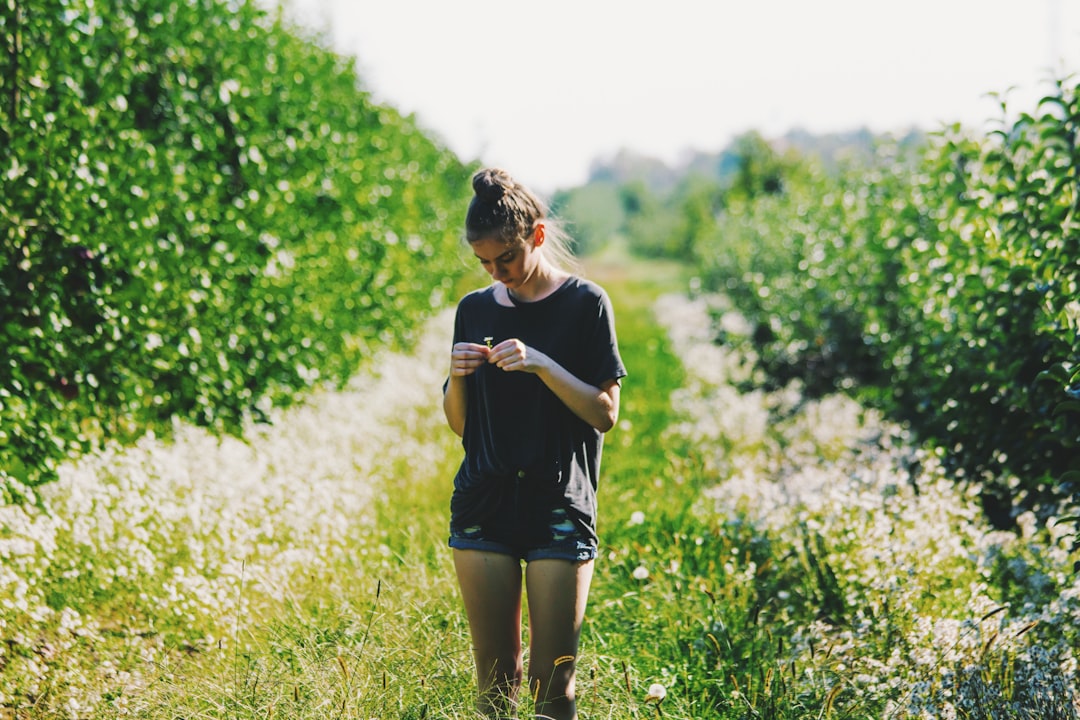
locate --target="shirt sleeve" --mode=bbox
[582,286,627,388]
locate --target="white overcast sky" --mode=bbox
[271,0,1080,193]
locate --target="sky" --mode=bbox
[271,0,1080,193]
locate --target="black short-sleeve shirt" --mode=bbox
[448,276,626,543]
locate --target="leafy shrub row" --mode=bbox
[1,0,472,499]
[692,82,1080,527]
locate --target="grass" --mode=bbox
[2,246,1079,718]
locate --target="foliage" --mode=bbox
[633,292,1079,718]
[0,0,472,500]
[0,310,474,716]
[550,179,624,256]
[688,81,1080,528]
[3,270,1077,718]
[558,132,809,262]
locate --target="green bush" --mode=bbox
[0,0,471,500]
[692,80,1080,528]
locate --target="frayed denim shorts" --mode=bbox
[448,475,597,563]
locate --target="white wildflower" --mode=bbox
[218,78,240,103]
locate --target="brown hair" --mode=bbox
[465,168,580,273]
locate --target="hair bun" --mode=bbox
[472,168,514,203]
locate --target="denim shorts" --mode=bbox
[448,476,598,563]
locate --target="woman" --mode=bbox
[443,168,626,719]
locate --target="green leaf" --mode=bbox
[1053,400,1080,416]
[1034,366,1070,386]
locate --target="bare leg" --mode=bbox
[454,549,525,718]
[525,559,594,720]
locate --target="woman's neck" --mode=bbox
[505,265,569,304]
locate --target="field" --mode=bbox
[4,2,1079,716]
[3,249,1077,719]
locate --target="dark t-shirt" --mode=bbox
[448,276,627,542]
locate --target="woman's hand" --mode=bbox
[450,342,491,376]
[487,339,548,374]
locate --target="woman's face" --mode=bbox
[470,234,541,291]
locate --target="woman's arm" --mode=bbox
[443,374,468,437]
[487,339,620,432]
[443,341,490,437]
[539,364,621,433]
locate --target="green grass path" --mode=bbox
[586,246,692,508]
